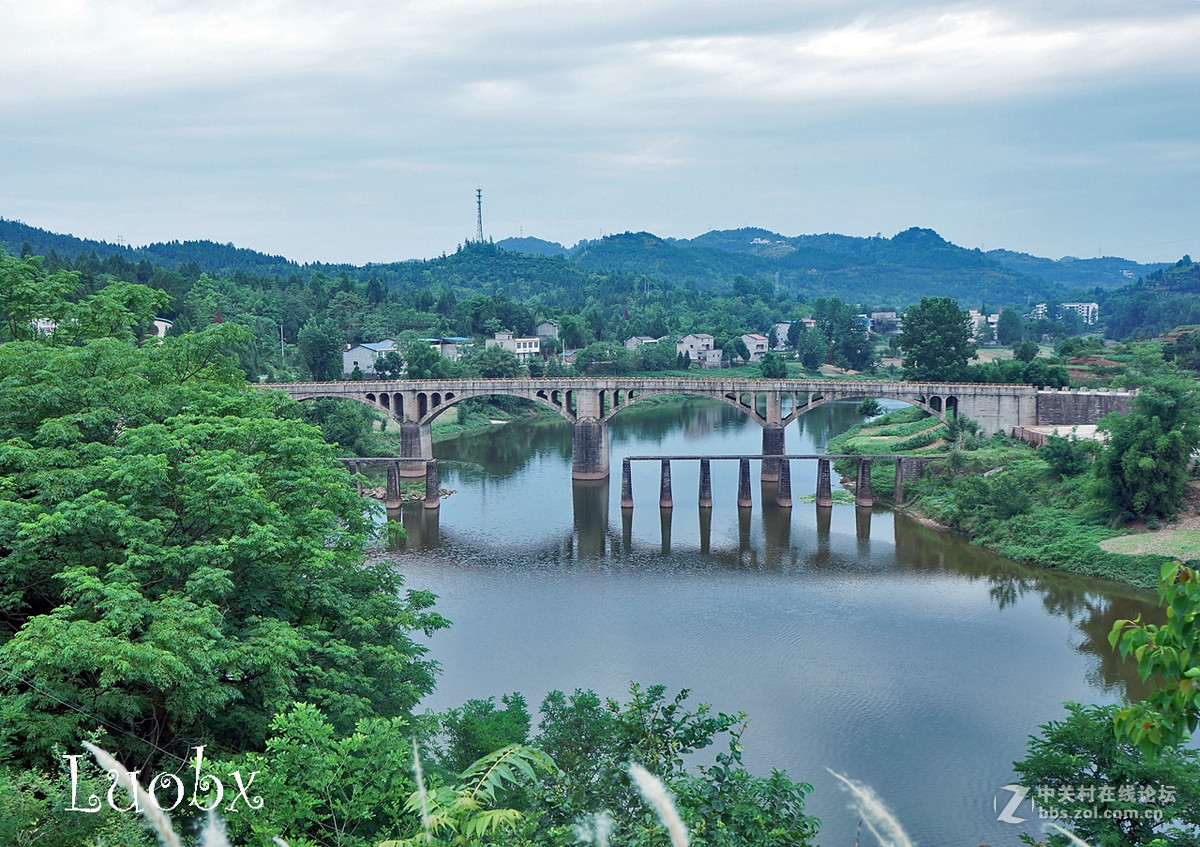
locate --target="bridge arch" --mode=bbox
[416,387,575,427]
[793,388,953,427]
[289,388,404,422]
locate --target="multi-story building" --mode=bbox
[487,331,541,361]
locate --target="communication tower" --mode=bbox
[475,189,484,243]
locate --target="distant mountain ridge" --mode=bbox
[1,216,1174,307]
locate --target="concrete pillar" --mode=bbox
[761,423,785,482]
[424,460,440,509]
[386,460,402,508]
[775,458,792,508]
[399,421,431,477]
[699,507,712,555]
[816,458,833,508]
[737,458,753,509]
[572,419,610,480]
[855,457,873,507]
[659,459,673,509]
[698,458,713,509]
[348,460,363,496]
[660,508,672,556]
[620,457,634,509]
[894,458,905,503]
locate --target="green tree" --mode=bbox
[375,350,406,379]
[438,694,532,776]
[1109,562,1200,754]
[0,284,447,773]
[471,345,526,378]
[786,320,802,350]
[727,335,751,364]
[897,297,976,381]
[388,745,554,847]
[523,684,819,846]
[299,316,343,380]
[572,341,631,375]
[760,351,787,378]
[405,341,457,379]
[1014,340,1039,362]
[1093,373,1200,518]
[856,397,884,417]
[798,326,826,371]
[215,703,421,847]
[996,307,1024,345]
[1013,701,1200,847]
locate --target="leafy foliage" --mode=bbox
[215,703,423,847]
[386,745,554,847]
[1093,373,1200,518]
[897,296,976,381]
[759,351,787,379]
[520,683,819,846]
[1014,702,1200,847]
[0,276,447,774]
[1109,562,1200,755]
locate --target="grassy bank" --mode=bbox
[828,407,1172,588]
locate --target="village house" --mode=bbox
[342,339,398,377]
[487,330,541,361]
[624,335,659,351]
[740,333,770,362]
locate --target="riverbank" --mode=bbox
[828,407,1173,589]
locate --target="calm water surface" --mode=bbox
[379,399,1157,847]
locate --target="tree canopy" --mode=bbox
[0,266,446,774]
[897,296,976,381]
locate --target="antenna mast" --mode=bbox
[475,188,484,243]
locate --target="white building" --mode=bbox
[343,339,398,377]
[624,335,659,351]
[487,331,541,361]
[741,333,770,362]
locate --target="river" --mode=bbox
[377,398,1158,847]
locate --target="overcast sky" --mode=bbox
[3,0,1197,265]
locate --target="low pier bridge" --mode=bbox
[264,377,1133,480]
[621,454,929,511]
[338,457,441,509]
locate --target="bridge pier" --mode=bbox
[620,458,634,508]
[659,459,673,509]
[816,458,833,508]
[399,421,432,477]
[855,457,873,507]
[424,460,440,509]
[894,458,905,503]
[737,458,753,509]
[775,459,792,508]
[761,423,785,482]
[572,419,610,480]
[386,461,402,508]
[698,458,713,509]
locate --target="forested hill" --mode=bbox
[558,227,1062,305]
[0,217,316,278]
[1101,257,1200,339]
[1,215,1171,308]
[985,248,1167,291]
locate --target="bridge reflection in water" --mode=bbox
[388,457,904,560]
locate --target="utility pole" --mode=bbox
[475,188,484,243]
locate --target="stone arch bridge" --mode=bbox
[262,377,1133,479]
